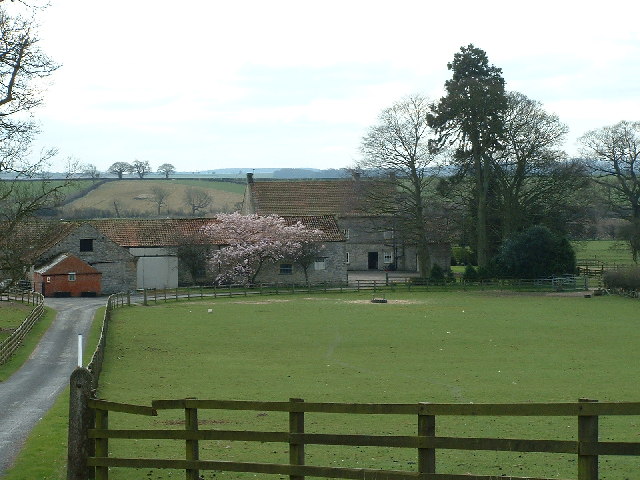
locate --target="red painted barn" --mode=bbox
[34,253,102,297]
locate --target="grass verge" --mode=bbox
[2,306,106,480]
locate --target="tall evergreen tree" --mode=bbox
[428,44,507,267]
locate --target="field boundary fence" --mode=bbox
[86,292,129,390]
[576,259,635,278]
[135,275,590,306]
[0,291,44,365]
[66,375,640,480]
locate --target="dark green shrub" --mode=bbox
[463,265,479,281]
[452,245,475,265]
[477,265,493,280]
[603,267,640,290]
[429,263,445,283]
[494,226,577,278]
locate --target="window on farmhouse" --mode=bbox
[345,252,350,264]
[279,264,293,275]
[383,252,393,264]
[314,258,326,270]
[68,272,76,282]
[79,239,94,252]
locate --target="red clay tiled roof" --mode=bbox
[247,180,381,216]
[89,216,344,246]
[89,218,222,247]
[7,217,344,259]
[35,253,101,275]
[282,216,344,242]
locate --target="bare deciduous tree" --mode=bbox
[184,187,212,216]
[0,6,69,290]
[157,163,176,179]
[579,121,640,261]
[149,185,170,215]
[131,159,151,179]
[358,94,443,276]
[82,163,101,183]
[107,161,131,179]
[492,92,588,238]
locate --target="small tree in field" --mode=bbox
[107,162,131,179]
[157,163,176,179]
[202,213,324,285]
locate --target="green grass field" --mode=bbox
[572,240,636,266]
[89,291,639,480]
[61,179,244,217]
[0,305,55,381]
[170,178,246,194]
[0,301,31,342]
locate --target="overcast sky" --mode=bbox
[15,0,640,172]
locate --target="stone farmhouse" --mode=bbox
[26,216,345,296]
[242,174,451,274]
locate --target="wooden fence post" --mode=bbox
[578,398,599,480]
[185,399,200,480]
[418,403,436,475]
[289,398,305,480]
[143,289,148,306]
[95,409,109,480]
[67,368,94,480]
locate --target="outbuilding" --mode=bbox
[33,253,102,297]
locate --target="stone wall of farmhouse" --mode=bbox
[337,216,450,272]
[428,243,452,271]
[39,224,137,294]
[254,242,347,285]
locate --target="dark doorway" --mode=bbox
[368,252,379,270]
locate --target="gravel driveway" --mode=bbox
[0,296,105,475]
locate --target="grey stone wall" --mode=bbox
[254,242,347,285]
[37,223,137,294]
[337,216,451,273]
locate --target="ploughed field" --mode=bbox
[97,291,639,479]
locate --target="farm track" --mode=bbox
[0,297,103,476]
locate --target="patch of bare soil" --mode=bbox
[344,299,426,305]
[230,299,291,305]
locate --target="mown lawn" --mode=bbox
[92,291,639,480]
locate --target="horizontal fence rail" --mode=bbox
[134,275,592,306]
[66,384,640,480]
[0,292,44,365]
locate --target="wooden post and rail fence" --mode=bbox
[68,369,640,480]
[0,291,44,365]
